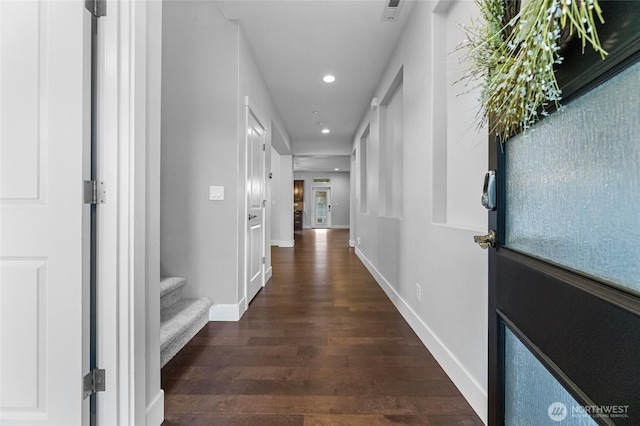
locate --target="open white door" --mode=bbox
[0,1,90,425]
[245,108,265,306]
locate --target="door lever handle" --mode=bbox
[474,230,496,249]
[248,214,257,221]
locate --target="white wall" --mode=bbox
[352,0,488,422]
[279,156,294,246]
[161,1,290,313]
[269,149,295,247]
[161,0,239,304]
[270,147,281,245]
[349,153,357,246]
[293,171,350,229]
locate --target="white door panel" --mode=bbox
[246,110,265,305]
[0,1,89,424]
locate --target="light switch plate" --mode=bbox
[209,186,224,201]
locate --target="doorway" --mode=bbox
[311,187,331,229]
[485,4,640,424]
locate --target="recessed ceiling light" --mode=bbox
[334,168,340,171]
[312,111,319,114]
[321,129,330,134]
[322,75,336,83]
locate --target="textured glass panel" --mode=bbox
[315,190,327,224]
[506,61,640,293]
[505,328,597,426]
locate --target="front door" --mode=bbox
[484,3,640,425]
[312,187,331,228]
[0,1,90,424]
[246,109,265,305]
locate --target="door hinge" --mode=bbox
[84,180,106,205]
[263,199,267,207]
[85,0,106,17]
[83,368,106,399]
[263,143,266,151]
[262,256,266,264]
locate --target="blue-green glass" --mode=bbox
[505,61,640,293]
[504,328,597,426]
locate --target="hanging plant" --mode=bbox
[457,0,607,141]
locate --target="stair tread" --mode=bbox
[161,297,212,350]
[160,276,187,297]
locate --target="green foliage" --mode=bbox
[458,0,606,140]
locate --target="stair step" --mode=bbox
[160,277,187,310]
[160,297,212,366]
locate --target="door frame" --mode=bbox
[96,1,164,424]
[487,3,640,424]
[243,98,267,312]
[311,186,332,229]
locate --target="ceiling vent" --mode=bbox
[381,0,402,22]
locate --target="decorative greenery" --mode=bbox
[458,0,607,140]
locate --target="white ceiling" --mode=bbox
[217,0,415,171]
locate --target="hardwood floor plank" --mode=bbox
[162,229,482,425]
[164,394,418,415]
[163,414,304,426]
[303,414,432,425]
[426,415,486,425]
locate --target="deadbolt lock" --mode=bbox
[474,230,496,249]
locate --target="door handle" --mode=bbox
[474,230,496,249]
[248,214,257,221]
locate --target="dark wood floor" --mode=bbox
[162,229,483,425]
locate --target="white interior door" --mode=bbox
[245,110,265,305]
[0,1,89,425]
[312,187,331,228]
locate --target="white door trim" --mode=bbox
[97,1,135,423]
[97,1,163,424]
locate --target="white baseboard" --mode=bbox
[279,240,294,247]
[355,248,488,424]
[271,240,280,246]
[209,299,245,321]
[146,389,164,426]
[349,240,356,247]
[265,266,273,282]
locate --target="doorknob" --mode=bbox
[248,214,257,221]
[474,230,496,249]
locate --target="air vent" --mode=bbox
[381,0,402,21]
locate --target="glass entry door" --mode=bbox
[312,187,331,228]
[485,3,640,425]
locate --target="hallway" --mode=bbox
[162,229,483,425]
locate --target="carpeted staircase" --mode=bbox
[160,277,212,367]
